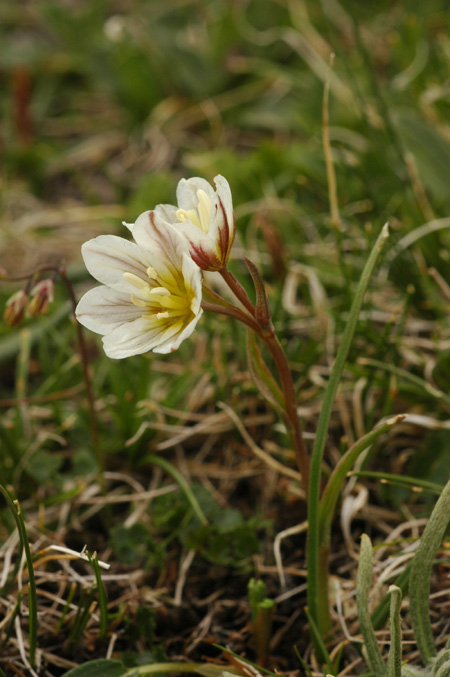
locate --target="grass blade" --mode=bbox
[86,551,109,639]
[319,415,404,542]
[307,223,390,635]
[304,607,334,674]
[144,454,208,526]
[409,475,450,663]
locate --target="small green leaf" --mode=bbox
[356,535,386,677]
[248,578,267,620]
[244,257,272,332]
[387,586,402,677]
[246,330,284,415]
[409,476,450,664]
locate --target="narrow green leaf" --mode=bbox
[86,552,109,639]
[244,257,272,332]
[409,476,450,664]
[319,415,404,546]
[371,564,410,631]
[360,358,450,407]
[294,646,314,677]
[144,454,208,526]
[432,649,450,676]
[304,607,334,674]
[356,535,386,677]
[387,586,402,677]
[246,330,284,415]
[307,223,390,636]
[350,471,443,495]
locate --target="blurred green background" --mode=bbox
[2,0,450,275]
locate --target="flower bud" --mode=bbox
[4,289,29,327]
[155,175,235,271]
[27,279,54,317]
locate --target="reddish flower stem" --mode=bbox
[262,331,310,493]
[201,300,262,334]
[214,267,310,495]
[219,268,256,317]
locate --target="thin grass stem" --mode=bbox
[0,486,38,667]
[87,552,109,639]
[144,454,208,526]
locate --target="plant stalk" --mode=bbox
[216,267,310,494]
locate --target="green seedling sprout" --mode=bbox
[248,579,274,667]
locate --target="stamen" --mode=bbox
[177,208,202,229]
[149,286,170,296]
[123,272,148,289]
[146,266,158,279]
[196,189,212,233]
[156,311,170,319]
[130,294,147,308]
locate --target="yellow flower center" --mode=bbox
[123,268,196,324]
[176,189,212,234]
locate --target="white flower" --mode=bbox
[75,211,203,358]
[155,174,235,271]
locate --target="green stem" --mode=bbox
[307,224,390,637]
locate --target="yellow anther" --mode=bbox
[123,272,148,289]
[149,286,170,296]
[196,189,212,233]
[130,294,147,308]
[176,208,202,230]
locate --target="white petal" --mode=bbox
[214,175,234,238]
[173,221,220,269]
[75,286,141,334]
[176,177,216,213]
[102,316,169,358]
[132,211,190,271]
[81,235,155,292]
[154,204,178,223]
